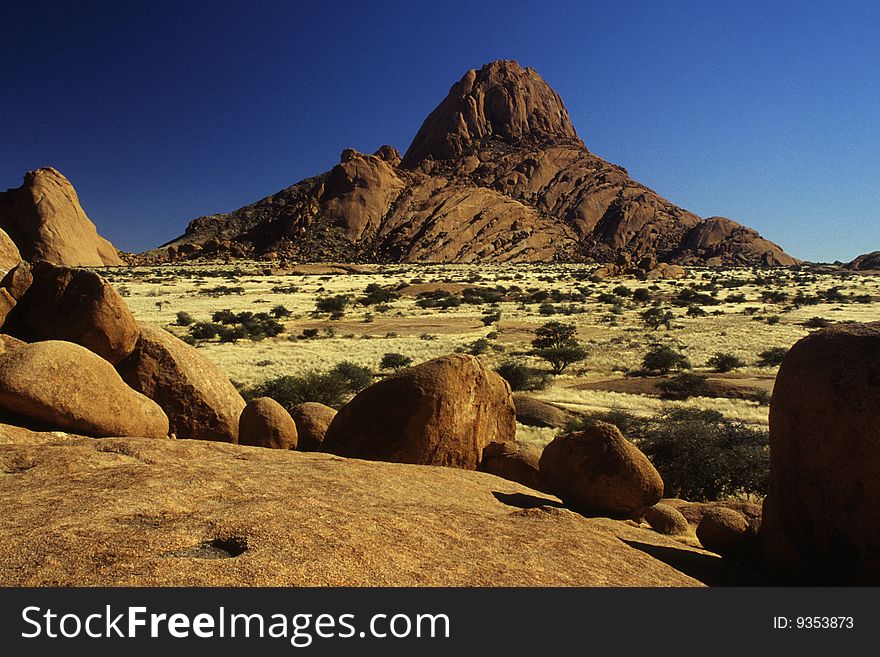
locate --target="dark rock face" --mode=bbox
[846,251,880,270]
[761,322,880,583]
[143,60,796,267]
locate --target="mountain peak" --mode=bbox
[401,60,581,168]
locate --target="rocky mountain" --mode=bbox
[0,167,124,267]
[149,60,796,266]
[846,251,880,270]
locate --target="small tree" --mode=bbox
[380,352,413,371]
[531,321,589,375]
[642,345,691,374]
[495,360,550,391]
[757,347,788,367]
[175,311,194,326]
[329,361,374,392]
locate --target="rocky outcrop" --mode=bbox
[147,61,796,267]
[761,322,880,583]
[323,354,515,469]
[116,322,246,443]
[289,402,336,452]
[0,167,124,266]
[0,341,168,438]
[238,397,297,450]
[539,422,663,519]
[846,251,880,270]
[0,261,32,301]
[0,434,764,586]
[2,262,138,364]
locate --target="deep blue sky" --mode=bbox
[2,1,878,261]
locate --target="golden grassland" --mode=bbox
[107,262,880,444]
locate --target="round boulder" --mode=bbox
[0,340,168,438]
[116,322,246,443]
[539,422,663,519]
[290,402,337,452]
[323,354,515,469]
[3,261,138,364]
[239,397,298,450]
[696,507,752,560]
[763,322,880,582]
[644,503,689,536]
[479,441,545,492]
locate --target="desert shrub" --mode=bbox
[686,305,708,317]
[761,290,788,304]
[612,285,632,298]
[642,345,691,374]
[189,322,223,340]
[657,373,709,400]
[567,407,649,437]
[329,361,374,392]
[481,310,502,326]
[271,304,291,318]
[245,371,352,409]
[316,295,349,318]
[725,293,747,303]
[633,288,652,303]
[531,321,589,375]
[469,338,491,355]
[757,347,788,367]
[300,328,320,339]
[640,306,675,330]
[635,408,769,500]
[359,283,400,306]
[707,352,745,372]
[175,311,194,326]
[380,352,413,371]
[495,360,550,391]
[803,316,832,329]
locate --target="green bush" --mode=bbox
[329,361,374,392]
[757,347,789,367]
[380,353,413,371]
[175,311,194,326]
[642,345,691,374]
[245,371,350,408]
[657,373,709,400]
[495,360,550,391]
[707,352,745,372]
[640,306,675,330]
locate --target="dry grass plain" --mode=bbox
[107,262,880,447]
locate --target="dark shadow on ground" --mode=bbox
[492,491,565,509]
[621,539,769,586]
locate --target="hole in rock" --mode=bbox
[166,536,248,559]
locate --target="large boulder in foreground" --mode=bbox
[539,422,663,519]
[512,393,571,428]
[238,397,298,450]
[116,323,246,443]
[3,261,138,364]
[290,402,336,452]
[0,340,168,438]
[323,354,515,469]
[0,167,124,266]
[761,322,880,583]
[0,435,762,585]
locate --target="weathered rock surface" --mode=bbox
[762,322,880,583]
[0,289,15,328]
[3,261,138,364]
[0,229,21,273]
[116,323,246,443]
[479,441,545,492]
[0,341,168,438]
[238,397,297,450]
[323,354,515,469]
[290,402,336,452]
[0,260,32,300]
[0,435,766,586]
[644,503,690,536]
[539,422,663,519]
[146,61,795,267]
[0,167,124,266]
[512,393,571,428]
